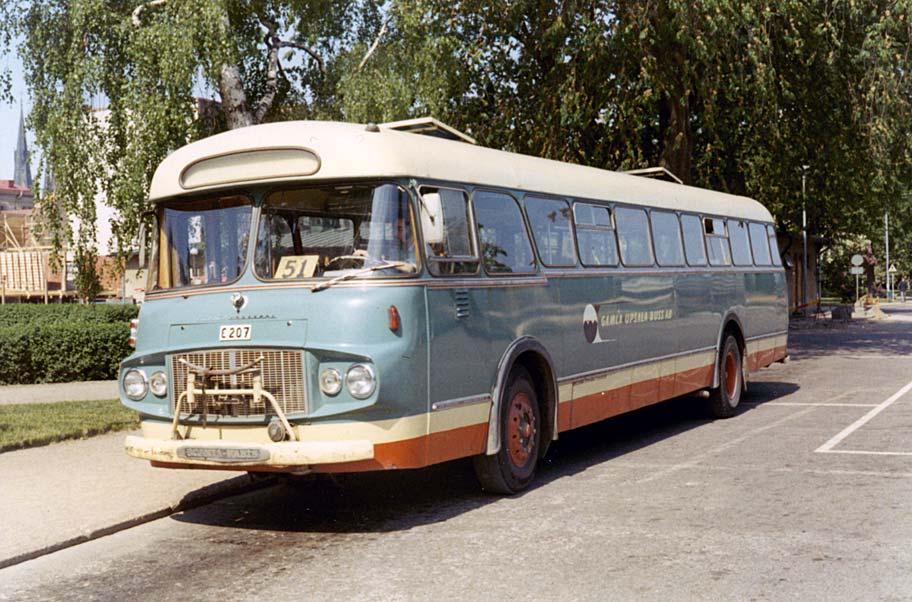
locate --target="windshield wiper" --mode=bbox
[311,261,417,292]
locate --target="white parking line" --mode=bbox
[760,402,879,408]
[816,378,912,454]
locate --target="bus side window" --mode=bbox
[728,219,753,266]
[749,222,772,265]
[767,225,782,266]
[525,196,577,267]
[474,190,536,275]
[573,202,618,267]
[422,187,478,276]
[650,210,685,267]
[680,214,707,266]
[704,217,731,266]
[615,206,654,266]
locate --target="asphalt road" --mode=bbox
[3,308,912,601]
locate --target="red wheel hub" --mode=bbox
[507,392,536,468]
[724,350,738,399]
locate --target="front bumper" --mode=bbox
[124,435,374,468]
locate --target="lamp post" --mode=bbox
[885,210,891,300]
[801,165,810,311]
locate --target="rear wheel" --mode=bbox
[708,334,743,418]
[473,367,540,494]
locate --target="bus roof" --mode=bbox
[149,120,774,222]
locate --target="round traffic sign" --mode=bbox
[851,254,864,266]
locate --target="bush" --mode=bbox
[0,305,136,384]
[0,304,138,327]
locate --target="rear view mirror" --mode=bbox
[420,192,444,244]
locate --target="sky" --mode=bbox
[0,44,34,182]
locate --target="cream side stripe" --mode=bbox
[429,401,491,434]
[565,348,716,402]
[140,401,491,447]
[143,414,428,445]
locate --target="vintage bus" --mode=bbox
[121,119,788,494]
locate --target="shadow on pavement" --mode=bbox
[171,379,798,536]
[789,311,912,359]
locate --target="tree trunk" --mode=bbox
[658,93,693,184]
[219,63,255,129]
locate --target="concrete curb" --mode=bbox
[0,473,276,570]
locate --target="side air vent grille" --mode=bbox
[454,288,470,319]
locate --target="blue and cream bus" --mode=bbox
[121,119,787,494]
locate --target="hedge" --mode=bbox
[0,304,138,327]
[0,305,136,384]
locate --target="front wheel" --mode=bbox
[473,367,540,495]
[707,334,743,418]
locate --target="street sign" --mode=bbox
[851,254,864,266]
[890,264,897,273]
[850,266,864,275]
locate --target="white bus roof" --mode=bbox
[149,120,774,222]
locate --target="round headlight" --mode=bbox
[123,369,148,401]
[149,371,168,397]
[319,368,343,396]
[346,364,376,399]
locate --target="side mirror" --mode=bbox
[782,254,794,269]
[137,220,147,268]
[420,192,444,244]
[137,211,155,269]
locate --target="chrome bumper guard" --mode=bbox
[171,355,297,442]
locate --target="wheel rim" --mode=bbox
[507,391,536,468]
[724,350,738,401]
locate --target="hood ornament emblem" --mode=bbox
[230,293,248,314]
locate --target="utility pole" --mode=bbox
[802,165,809,311]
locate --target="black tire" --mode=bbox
[708,334,743,418]
[472,366,541,495]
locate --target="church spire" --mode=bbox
[13,105,32,190]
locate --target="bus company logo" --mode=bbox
[583,304,602,344]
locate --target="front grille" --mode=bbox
[170,349,307,417]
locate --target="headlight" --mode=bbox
[319,368,343,396]
[123,369,148,401]
[346,364,376,399]
[149,371,168,397]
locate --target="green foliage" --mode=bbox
[0,303,138,327]
[0,399,139,453]
[72,248,102,303]
[3,0,912,265]
[0,305,136,384]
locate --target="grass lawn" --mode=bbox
[0,399,139,453]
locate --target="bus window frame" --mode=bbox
[703,215,732,267]
[419,184,481,275]
[524,194,579,268]
[252,181,423,283]
[727,218,754,267]
[572,200,620,268]
[767,224,783,266]
[472,187,539,277]
[154,193,255,292]
[748,221,773,266]
[614,204,656,268]
[648,209,686,268]
[680,212,709,267]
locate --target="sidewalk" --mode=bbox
[0,383,261,569]
[0,380,119,405]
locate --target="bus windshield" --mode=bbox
[152,195,252,291]
[254,183,417,281]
